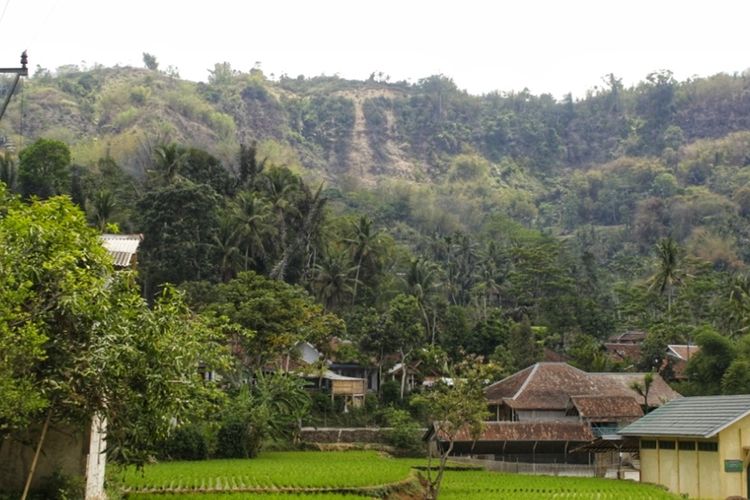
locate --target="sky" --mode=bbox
[0,0,748,99]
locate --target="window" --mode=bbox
[698,442,718,452]
[658,440,676,450]
[641,440,657,449]
[678,441,696,451]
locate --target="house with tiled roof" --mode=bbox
[620,394,750,499]
[665,343,700,380]
[432,362,680,464]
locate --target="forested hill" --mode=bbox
[6,64,750,255]
[5,62,750,395]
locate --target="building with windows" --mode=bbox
[619,394,750,499]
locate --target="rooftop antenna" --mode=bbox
[0,51,29,122]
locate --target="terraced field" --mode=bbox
[115,451,679,499]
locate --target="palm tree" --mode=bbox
[92,189,116,231]
[313,247,357,310]
[261,168,301,281]
[346,216,382,305]
[0,152,17,191]
[233,191,274,270]
[212,215,243,282]
[648,236,683,315]
[405,257,441,343]
[151,142,187,185]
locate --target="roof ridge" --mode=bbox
[512,362,540,400]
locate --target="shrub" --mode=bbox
[163,424,208,461]
[380,380,401,406]
[383,408,423,455]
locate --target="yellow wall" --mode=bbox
[640,449,658,485]
[717,417,750,499]
[677,447,697,496]
[638,411,750,499]
[698,450,720,499]
[658,448,679,493]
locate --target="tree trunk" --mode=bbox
[21,410,52,500]
[400,350,408,400]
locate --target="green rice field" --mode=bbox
[114,451,679,499]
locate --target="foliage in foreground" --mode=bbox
[0,186,228,467]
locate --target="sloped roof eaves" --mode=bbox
[590,373,681,408]
[619,394,750,438]
[485,365,535,402]
[445,422,594,443]
[666,344,700,361]
[571,396,644,419]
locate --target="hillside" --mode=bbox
[4,65,750,264]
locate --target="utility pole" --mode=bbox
[0,51,28,122]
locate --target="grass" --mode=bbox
[114,451,679,499]
[112,451,416,491]
[438,470,679,499]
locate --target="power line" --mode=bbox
[0,0,12,30]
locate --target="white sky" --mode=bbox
[0,0,748,98]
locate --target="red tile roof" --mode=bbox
[569,395,644,419]
[485,362,680,411]
[604,343,642,363]
[666,344,700,361]
[446,421,594,443]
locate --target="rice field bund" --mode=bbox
[112,450,679,499]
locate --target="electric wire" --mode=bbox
[0,0,12,31]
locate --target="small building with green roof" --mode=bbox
[619,394,750,499]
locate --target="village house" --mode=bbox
[432,362,680,465]
[619,394,750,499]
[665,343,700,381]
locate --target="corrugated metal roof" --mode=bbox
[100,234,142,267]
[619,394,750,438]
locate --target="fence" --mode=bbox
[448,456,633,478]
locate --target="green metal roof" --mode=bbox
[619,395,750,438]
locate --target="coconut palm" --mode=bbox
[345,215,382,304]
[151,142,187,185]
[648,236,683,315]
[405,257,441,343]
[233,191,275,270]
[212,215,243,282]
[92,189,116,231]
[313,247,358,310]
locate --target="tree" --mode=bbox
[648,236,684,315]
[137,181,222,293]
[313,246,357,310]
[0,152,17,191]
[150,142,188,185]
[346,215,382,304]
[414,361,490,500]
[0,188,226,490]
[190,271,344,371]
[142,52,159,71]
[629,372,655,412]
[686,327,736,395]
[18,138,71,199]
[384,294,425,399]
[232,191,275,271]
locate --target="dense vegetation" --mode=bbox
[5,61,750,486]
[6,61,750,392]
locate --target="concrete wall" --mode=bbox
[0,422,86,493]
[638,437,722,499]
[718,416,750,499]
